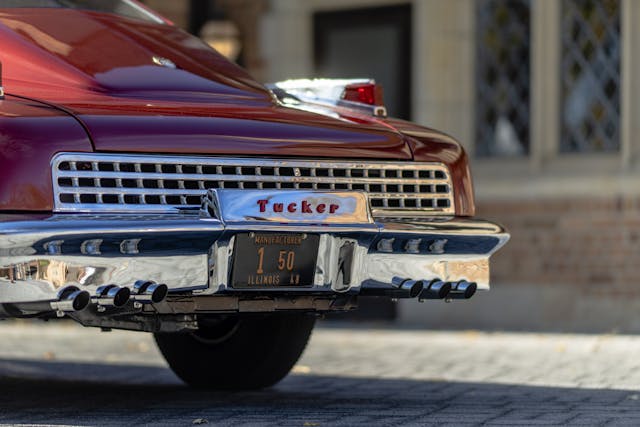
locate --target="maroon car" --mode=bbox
[0,0,508,389]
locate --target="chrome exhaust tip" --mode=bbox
[391,277,424,298]
[132,280,168,304]
[418,279,452,300]
[448,280,477,299]
[360,278,424,298]
[50,286,91,312]
[95,284,131,308]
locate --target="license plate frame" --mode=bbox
[230,233,320,289]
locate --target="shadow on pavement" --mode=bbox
[1,358,639,426]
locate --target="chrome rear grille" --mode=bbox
[52,154,455,216]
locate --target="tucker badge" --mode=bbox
[206,189,372,224]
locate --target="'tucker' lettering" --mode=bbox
[257,199,339,215]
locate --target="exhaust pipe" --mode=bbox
[418,279,452,300]
[50,286,91,312]
[94,284,131,308]
[132,280,168,304]
[360,277,424,298]
[447,280,477,299]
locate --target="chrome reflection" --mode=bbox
[50,286,91,312]
[132,280,168,304]
[448,280,478,299]
[120,239,141,255]
[418,279,452,300]
[43,240,63,255]
[94,284,131,308]
[363,255,491,290]
[404,238,422,254]
[360,277,424,298]
[204,189,373,224]
[377,238,394,253]
[80,239,102,255]
[0,214,508,306]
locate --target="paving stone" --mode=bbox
[1,322,640,425]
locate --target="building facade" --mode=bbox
[146,0,640,332]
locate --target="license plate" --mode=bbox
[230,233,320,288]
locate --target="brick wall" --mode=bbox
[399,197,640,332]
[478,197,640,296]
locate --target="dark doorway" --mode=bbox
[313,5,413,120]
[189,0,225,35]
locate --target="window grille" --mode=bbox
[475,0,531,157]
[560,0,621,153]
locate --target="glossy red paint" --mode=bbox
[0,96,93,211]
[70,104,414,160]
[385,117,476,216]
[0,8,269,104]
[0,6,475,216]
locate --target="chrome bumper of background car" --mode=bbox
[0,214,508,309]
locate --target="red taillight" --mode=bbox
[342,83,384,106]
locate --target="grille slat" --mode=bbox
[57,170,448,185]
[53,154,455,216]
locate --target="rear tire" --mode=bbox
[154,313,315,390]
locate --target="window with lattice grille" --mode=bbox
[561,0,621,153]
[475,0,531,157]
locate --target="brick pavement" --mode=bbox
[0,321,639,425]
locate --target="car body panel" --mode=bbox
[0,8,269,103]
[386,117,476,216]
[0,4,508,328]
[0,7,474,213]
[0,95,93,211]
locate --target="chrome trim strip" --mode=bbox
[51,153,455,215]
[55,170,449,186]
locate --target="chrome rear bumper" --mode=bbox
[0,213,508,309]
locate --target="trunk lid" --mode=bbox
[0,8,411,159]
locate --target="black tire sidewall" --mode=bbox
[154,313,315,390]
